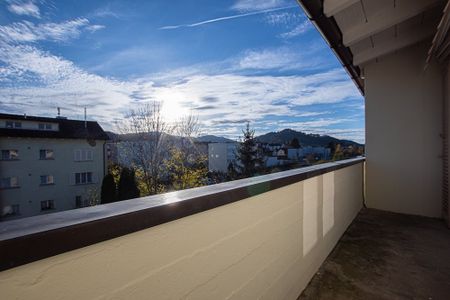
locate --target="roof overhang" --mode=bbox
[298,0,447,95]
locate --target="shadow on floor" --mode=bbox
[299,208,450,300]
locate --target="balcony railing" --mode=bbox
[0,157,365,299]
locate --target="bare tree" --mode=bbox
[118,101,174,195]
[166,113,207,190]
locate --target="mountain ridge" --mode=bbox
[255,129,363,147]
[105,129,363,147]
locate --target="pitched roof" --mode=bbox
[0,113,109,140]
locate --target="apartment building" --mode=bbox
[208,142,238,172]
[0,113,109,219]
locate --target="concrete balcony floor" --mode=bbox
[299,208,450,300]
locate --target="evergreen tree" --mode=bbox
[227,162,238,180]
[236,122,263,178]
[100,173,117,204]
[290,137,300,148]
[118,167,140,201]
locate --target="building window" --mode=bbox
[1,149,19,160]
[75,172,93,184]
[5,121,21,129]
[38,123,53,130]
[40,175,54,185]
[0,177,19,189]
[39,149,54,160]
[74,149,94,161]
[40,200,55,211]
[2,204,20,217]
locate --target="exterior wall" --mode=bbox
[444,61,450,224]
[0,118,59,131]
[0,163,363,300]
[208,143,237,172]
[0,137,105,219]
[365,41,443,217]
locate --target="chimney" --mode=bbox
[84,107,87,129]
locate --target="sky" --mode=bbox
[0,0,365,143]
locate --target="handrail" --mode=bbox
[0,157,365,271]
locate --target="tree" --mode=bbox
[86,187,101,207]
[227,162,238,180]
[332,143,344,161]
[101,173,117,204]
[290,137,300,148]
[118,101,173,195]
[165,113,208,190]
[118,167,140,200]
[236,122,263,178]
[166,148,207,190]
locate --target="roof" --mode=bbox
[298,0,446,95]
[0,113,109,140]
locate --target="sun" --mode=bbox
[157,90,190,122]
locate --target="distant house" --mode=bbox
[208,142,238,173]
[302,146,331,160]
[0,113,109,220]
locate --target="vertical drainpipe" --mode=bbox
[103,141,107,178]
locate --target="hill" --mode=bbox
[256,129,363,147]
[105,131,235,144]
[195,135,235,143]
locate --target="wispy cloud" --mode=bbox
[0,18,103,43]
[238,47,302,70]
[6,0,40,18]
[231,0,290,12]
[0,40,360,133]
[86,24,105,33]
[264,11,302,26]
[159,6,296,30]
[280,20,312,38]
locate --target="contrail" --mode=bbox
[159,5,297,30]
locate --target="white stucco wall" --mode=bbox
[365,41,443,217]
[0,162,363,299]
[0,137,105,218]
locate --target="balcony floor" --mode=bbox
[299,208,450,300]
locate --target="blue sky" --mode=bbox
[0,0,365,143]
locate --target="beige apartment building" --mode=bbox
[0,113,109,219]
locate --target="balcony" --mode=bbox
[2,0,450,299]
[299,208,450,299]
[0,158,365,299]
[1,156,449,299]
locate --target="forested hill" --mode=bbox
[256,129,363,147]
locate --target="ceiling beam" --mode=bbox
[353,23,436,66]
[323,0,359,17]
[343,0,442,46]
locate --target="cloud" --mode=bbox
[264,12,302,26]
[238,47,301,70]
[280,20,312,38]
[90,6,122,19]
[159,6,296,30]
[0,39,360,133]
[231,0,290,12]
[234,45,331,72]
[0,18,103,43]
[7,0,40,18]
[86,24,105,33]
